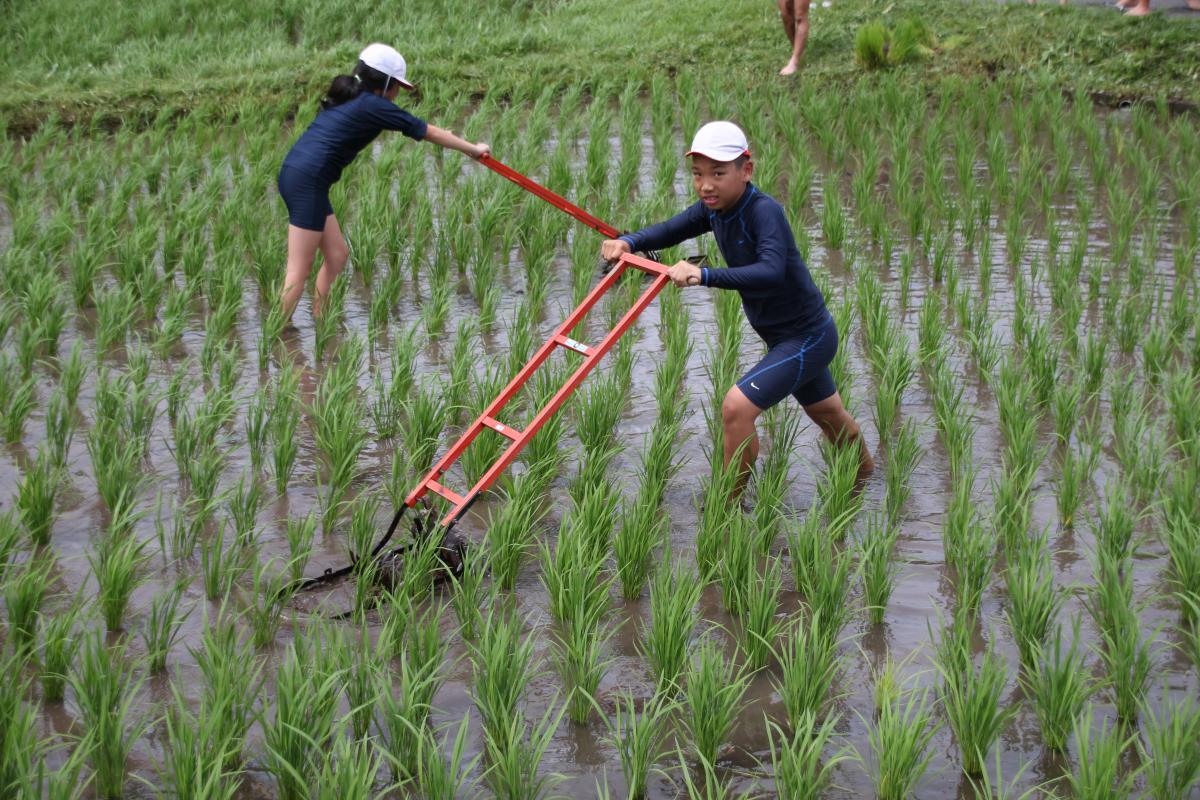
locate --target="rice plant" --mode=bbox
[934,634,1016,778]
[470,608,536,741]
[284,512,316,585]
[159,683,244,800]
[605,690,674,800]
[674,749,733,800]
[866,683,939,800]
[71,632,148,800]
[312,735,394,800]
[262,631,345,800]
[481,702,566,800]
[140,579,191,673]
[1003,531,1065,668]
[1094,482,1137,563]
[377,639,445,780]
[200,523,239,603]
[2,376,36,443]
[1066,706,1140,800]
[1054,443,1093,530]
[485,474,546,591]
[790,512,856,640]
[861,513,901,625]
[1021,618,1094,752]
[883,419,922,524]
[448,545,487,641]
[1085,552,1158,724]
[39,598,83,702]
[89,529,149,631]
[682,634,751,767]
[774,612,843,726]
[411,717,480,800]
[614,487,668,601]
[16,449,59,546]
[59,335,87,410]
[191,614,264,770]
[641,559,703,695]
[549,575,615,723]
[695,453,743,580]
[766,712,849,800]
[225,471,264,546]
[245,556,291,649]
[44,390,75,468]
[271,374,301,494]
[87,429,144,513]
[1138,690,1200,800]
[717,512,755,618]
[820,176,847,249]
[311,340,368,528]
[736,554,787,671]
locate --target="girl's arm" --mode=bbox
[424,124,490,159]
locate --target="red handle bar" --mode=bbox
[477,154,622,240]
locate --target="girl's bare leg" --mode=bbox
[1125,0,1151,13]
[281,224,324,321]
[802,391,876,479]
[780,0,811,76]
[313,214,350,317]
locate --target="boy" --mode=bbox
[601,121,873,495]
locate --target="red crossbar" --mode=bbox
[405,252,671,528]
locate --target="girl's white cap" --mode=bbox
[359,43,415,90]
[686,121,751,161]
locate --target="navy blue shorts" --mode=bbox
[277,165,334,231]
[737,318,839,410]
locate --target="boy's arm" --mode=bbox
[700,202,790,291]
[618,203,711,254]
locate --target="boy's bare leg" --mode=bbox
[313,214,350,317]
[779,0,811,76]
[722,386,764,497]
[281,224,324,321]
[802,392,876,480]
[1188,0,1200,10]
[1125,0,1151,13]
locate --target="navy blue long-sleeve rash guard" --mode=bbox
[282,92,428,184]
[619,184,831,344]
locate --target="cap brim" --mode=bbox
[397,78,416,91]
[685,148,750,161]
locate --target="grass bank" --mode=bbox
[1,0,1198,133]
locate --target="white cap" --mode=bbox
[359,43,415,90]
[686,121,751,162]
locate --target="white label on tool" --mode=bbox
[495,423,505,432]
[564,337,587,353]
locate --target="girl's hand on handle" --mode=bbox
[471,142,491,160]
[601,238,631,263]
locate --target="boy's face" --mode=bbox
[690,154,753,213]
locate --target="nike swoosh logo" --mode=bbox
[750,382,760,390]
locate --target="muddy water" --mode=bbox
[2,104,1197,799]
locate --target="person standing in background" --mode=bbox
[777,0,812,76]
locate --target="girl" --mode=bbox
[277,43,490,319]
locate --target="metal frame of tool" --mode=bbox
[405,250,670,529]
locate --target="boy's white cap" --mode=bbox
[359,43,415,90]
[686,121,751,161]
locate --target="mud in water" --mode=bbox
[1,98,1197,799]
